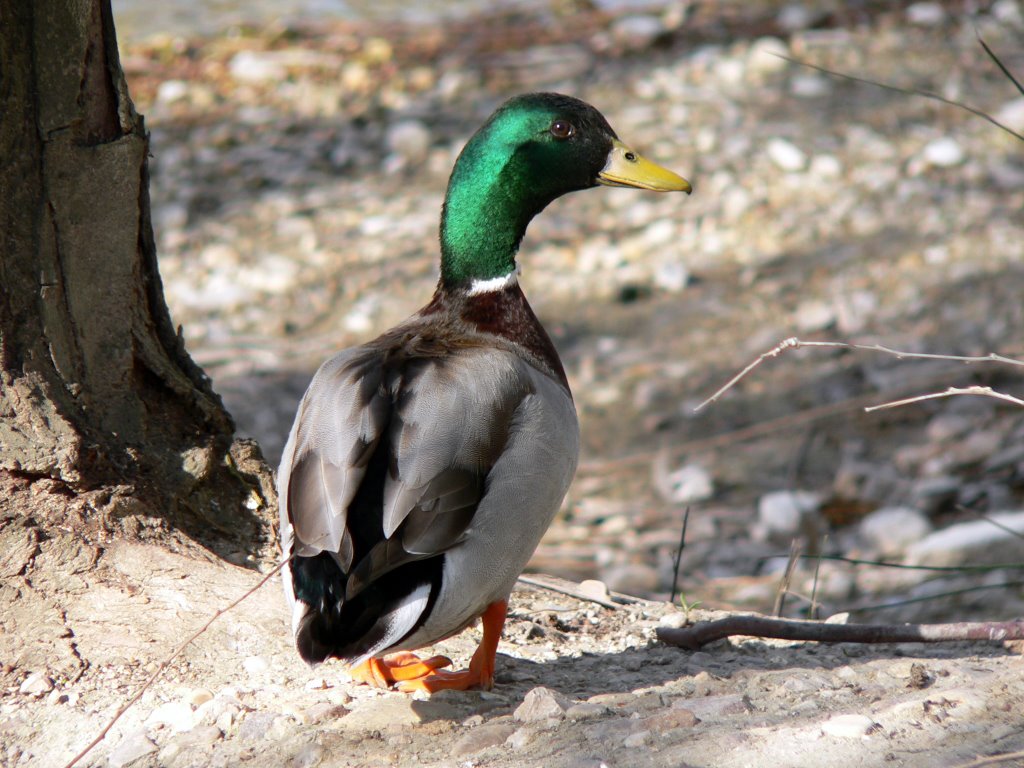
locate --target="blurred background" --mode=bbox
[114,0,1024,624]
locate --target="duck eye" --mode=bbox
[549,120,575,140]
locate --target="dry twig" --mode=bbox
[772,539,802,617]
[865,385,1024,412]
[669,506,691,605]
[696,337,1024,413]
[64,560,289,768]
[517,574,625,610]
[956,749,1024,768]
[657,615,1024,650]
[779,35,1024,143]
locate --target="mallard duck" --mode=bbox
[278,92,690,692]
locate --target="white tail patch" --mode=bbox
[348,583,431,666]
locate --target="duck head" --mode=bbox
[440,92,691,288]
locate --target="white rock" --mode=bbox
[187,688,214,709]
[777,4,826,31]
[195,696,241,728]
[578,579,611,602]
[343,295,380,334]
[229,51,287,83]
[242,656,269,675]
[720,186,752,220]
[714,56,746,88]
[19,673,53,697]
[289,742,324,768]
[108,730,157,768]
[757,490,821,536]
[995,97,1024,133]
[514,687,570,723]
[766,138,807,172]
[157,742,181,764]
[835,289,878,334]
[794,299,836,332]
[662,463,714,504]
[858,507,933,557]
[452,722,518,757]
[906,2,946,25]
[808,154,842,179]
[156,80,189,105]
[658,611,689,629]
[906,511,1024,567]
[791,74,830,98]
[921,137,965,168]
[746,37,790,78]
[822,713,879,738]
[642,219,676,247]
[992,0,1024,25]
[386,120,432,166]
[145,701,195,733]
[506,726,538,749]
[653,262,690,293]
[683,693,750,719]
[623,730,650,747]
[565,702,610,721]
[610,15,665,50]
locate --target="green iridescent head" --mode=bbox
[439,92,691,288]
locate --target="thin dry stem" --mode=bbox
[956,749,1024,768]
[865,386,1024,412]
[697,336,1024,413]
[773,539,802,617]
[64,560,289,768]
[777,52,1024,142]
[517,574,624,610]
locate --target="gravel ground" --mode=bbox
[4,2,1024,767]
[138,1,1024,619]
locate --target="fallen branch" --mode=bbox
[64,559,288,768]
[657,615,1024,650]
[957,748,1024,768]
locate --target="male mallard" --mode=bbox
[278,92,690,692]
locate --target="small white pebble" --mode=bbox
[188,688,215,707]
[921,137,964,168]
[906,2,946,25]
[766,138,807,172]
[822,714,879,738]
[658,612,690,629]
[242,656,269,675]
[624,730,651,748]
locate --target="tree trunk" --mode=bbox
[0,1,275,560]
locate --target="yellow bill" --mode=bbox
[598,138,692,193]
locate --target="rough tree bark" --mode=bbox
[0,2,275,564]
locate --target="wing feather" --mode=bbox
[281,336,545,651]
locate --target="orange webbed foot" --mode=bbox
[348,653,453,688]
[348,599,509,693]
[396,599,508,693]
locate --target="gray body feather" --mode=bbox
[278,311,579,663]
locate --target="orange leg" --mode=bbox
[348,653,453,688]
[395,599,508,694]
